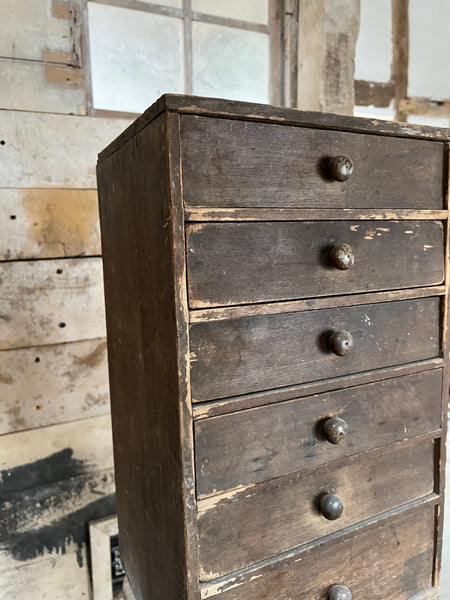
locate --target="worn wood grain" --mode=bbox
[0,188,100,260]
[195,369,442,497]
[185,207,449,222]
[0,58,86,115]
[198,436,436,580]
[200,502,436,599]
[187,220,444,308]
[98,94,450,163]
[192,358,444,419]
[180,115,444,209]
[0,258,106,350]
[98,112,199,600]
[0,338,109,435]
[190,297,440,402]
[0,110,131,188]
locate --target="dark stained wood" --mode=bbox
[187,221,444,308]
[197,436,436,580]
[98,95,450,163]
[97,113,199,600]
[190,297,440,402]
[195,369,442,497]
[180,115,444,209]
[355,79,395,107]
[200,501,436,599]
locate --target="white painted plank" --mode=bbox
[90,515,119,600]
[0,258,106,350]
[0,414,113,472]
[0,0,73,63]
[0,110,132,188]
[0,58,86,115]
[0,549,93,600]
[0,188,101,260]
[0,338,109,435]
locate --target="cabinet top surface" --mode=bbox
[97,94,450,163]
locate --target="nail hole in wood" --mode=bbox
[35,357,40,363]
[58,322,66,328]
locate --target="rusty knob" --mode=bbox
[329,244,355,270]
[328,585,352,600]
[328,330,353,356]
[324,417,349,444]
[320,493,344,520]
[328,155,354,182]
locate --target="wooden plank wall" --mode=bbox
[0,0,131,596]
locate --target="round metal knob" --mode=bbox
[324,417,349,444]
[320,493,344,520]
[328,155,354,182]
[328,584,352,600]
[329,244,355,270]
[328,330,353,356]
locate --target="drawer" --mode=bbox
[202,501,435,599]
[190,297,440,402]
[197,437,436,580]
[180,116,444,209]
[187,221,444,308]
[195,369,442,497]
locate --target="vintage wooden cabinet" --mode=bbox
[97,95,450,600]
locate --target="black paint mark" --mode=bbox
[0,450,116,567]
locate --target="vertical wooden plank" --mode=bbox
[392,0,409,122]
[184,0,193,94]
[98,111,198,600]
[269,0,282,105]
[281,0,299,108]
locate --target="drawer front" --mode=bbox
[181,116,444,209]
[190,297,440,402]
[195,369,442,497]
[202,502,435,599]
[187,221,444,308]
[197,438,435,580]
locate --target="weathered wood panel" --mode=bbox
[0,550,92,600]
[195,369,442,497]
[190,297,440,402]
[187,220,444,308]
[0,188,100,260]
[0,258,106,350]
[201,502,436,599]
[0,414,113,473]
[181,115,444,209]
[0,110,131,188]
[0,338,109,435]
[198,437,435,579]
[0,0,75,63]
[0,59,85,115]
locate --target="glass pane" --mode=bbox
[409,0,450,99]
[355,0,391,82]
[193,22,269,104]
[407,115,449,127]
[353,103,395,121]
[88,2,184,113]
[192,0,268,24]
[140,0,182,7]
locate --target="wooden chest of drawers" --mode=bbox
[97,95,450,600]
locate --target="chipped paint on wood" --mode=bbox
[0,188,101,260]
[0,338,109,434]
[0,258,106,350]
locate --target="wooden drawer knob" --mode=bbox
[328,155,354,181]
[324,417,349,444]
[328,330,353,356]
[329,244,355,270]
[320,493,344,520]
[328,585,352,600]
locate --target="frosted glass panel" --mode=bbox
[88,3,184,113]
[141,0,182,7]
[409,0,450,98]
[193,22,269,103]
[354,103,395,121]
[192,0,268,24]
[355,0,391,82]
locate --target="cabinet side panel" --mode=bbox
[97,113,190,599]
